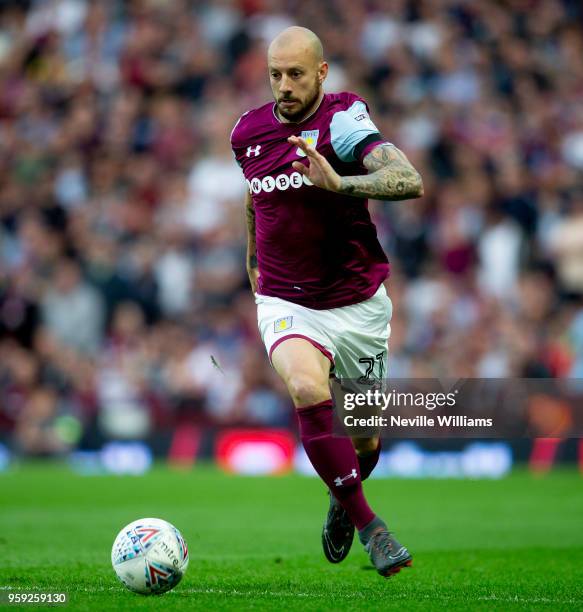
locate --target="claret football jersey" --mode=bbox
[231,91,390,310]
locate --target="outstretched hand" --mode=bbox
[288,136,342,192]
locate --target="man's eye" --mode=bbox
[292,72,301,78]
[271,73,280,79]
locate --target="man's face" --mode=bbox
[268,50,326,122]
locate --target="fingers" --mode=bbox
[292,160,309,175]
[287,136,319,158]
[287,135,304,147]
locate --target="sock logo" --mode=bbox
[334,469,357,487]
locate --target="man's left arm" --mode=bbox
[340,142,423,201]
[289,137,423,201]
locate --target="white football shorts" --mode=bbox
[255,284,392,381]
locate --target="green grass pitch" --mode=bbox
[1,464,582,611]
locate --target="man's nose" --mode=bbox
[279,75,293,94]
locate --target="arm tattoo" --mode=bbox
[245,193,258,269]
[246,196,256,236]
[338,144,424,201]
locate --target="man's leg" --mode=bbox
[272,337,411,577]
[318,435,382,563]
[318,434,382,562]
[353,436,381,480]
[272,338,376,530]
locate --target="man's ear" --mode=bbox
[319,61,329,84]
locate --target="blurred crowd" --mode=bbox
[1,0,583,456]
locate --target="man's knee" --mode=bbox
[287,373,330,408]
[271,338,332,408]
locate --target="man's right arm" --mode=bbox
[245,190,259,293]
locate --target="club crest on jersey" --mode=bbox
[296,130,319,157]
[274,316,293,333]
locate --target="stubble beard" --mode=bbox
[277,78,322,122]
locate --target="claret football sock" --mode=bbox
[357,439,381,481]
[297,400,376,530]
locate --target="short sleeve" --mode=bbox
[230,113,245,148]
[230,112,249,168]
[330,100,388,163]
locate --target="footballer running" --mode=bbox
[230,27,423,578]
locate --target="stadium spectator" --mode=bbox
[41,256,105,355]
